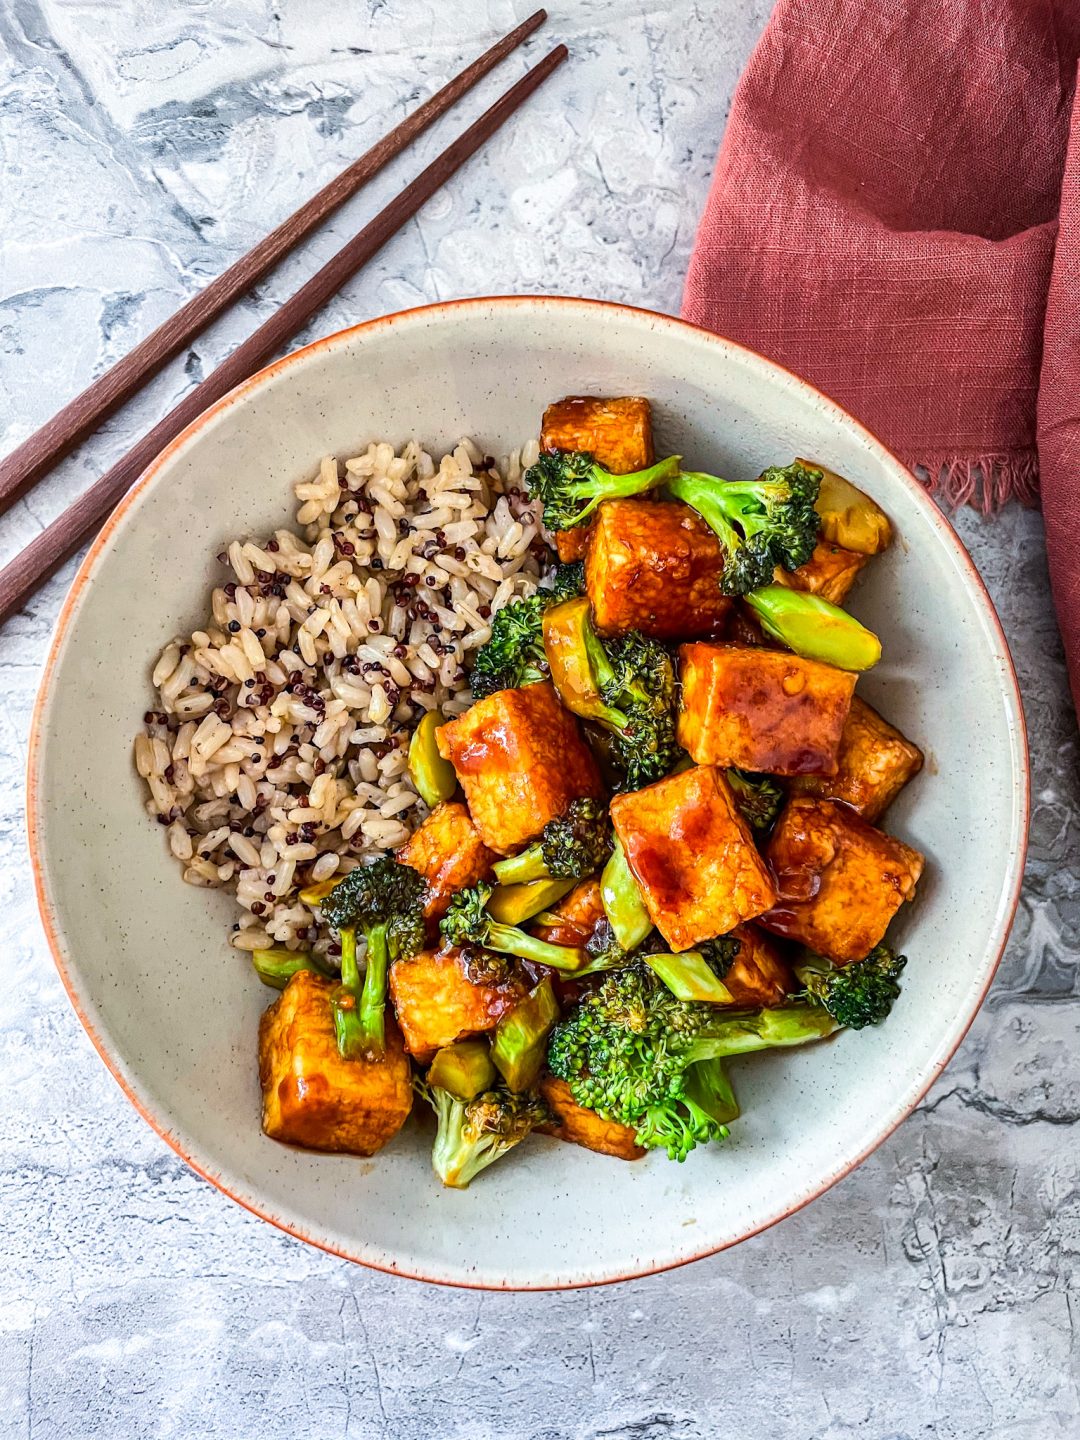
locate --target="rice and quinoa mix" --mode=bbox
[134,435,544,959]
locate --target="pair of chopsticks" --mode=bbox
[0,13,565,628]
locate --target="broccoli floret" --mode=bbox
[566,613,676,790]
[598,630,678,789]
[795,946,907,1029]
[525,450,680,532]
[698,934,740,980]
[492,797,613,887]
[725,769,784,833]
[542,598,678,791]
[470,592,553,699]
[418,1081,549,1188]
[578,919,663,976]
[321,856,425,1059]
[548,558,586,599]
[440,881,588,972]
[668,461,822,596]
[547,964,837,1160]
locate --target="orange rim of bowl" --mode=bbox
[26,295,1031,1289]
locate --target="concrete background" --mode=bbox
[1,2,1077,1436]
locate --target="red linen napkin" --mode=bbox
[682,0,1080,711]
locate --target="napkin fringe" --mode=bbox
[907,451,1041,514]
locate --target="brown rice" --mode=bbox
[135,435,543,956]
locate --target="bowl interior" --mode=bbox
[30,298,1027,1287]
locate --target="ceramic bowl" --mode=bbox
[29,297,1028,1288]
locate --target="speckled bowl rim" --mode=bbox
[27,295,1030,1289]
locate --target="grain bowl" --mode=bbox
[29,298,1028,1288]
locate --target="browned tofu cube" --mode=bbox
[789,697,924,822]
[542,395,655,563]
[724,924,794,1007]
[532,878,605,948]
[586,499,731,639]
[436,682,604,853]
[775,540,869,605]
[396,801,495,921]
[678,642,856,776]
[611,765,777,952]
[760,797,924,964]
[389,947,527,1061]
[258,971,412,1156]
[538,1075,645,1160]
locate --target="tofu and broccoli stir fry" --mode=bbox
[245,395,924,1186]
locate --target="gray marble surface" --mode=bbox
[1,2,1077,1436]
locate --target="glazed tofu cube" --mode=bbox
[436,681,604,853]
[775,540,868,605]
[610,765,777,952]
[258,971,412,1156]
[533,878,605,948]
[541,395,655,474]
[723,924,794,1007]
[789,696,924,822]
[677,642,856,776]
[555,527,591,563]
[397,801,495,921]
[760,797,924,964]
[389,947,527,1061]
[542,395,655,562]
[538,1075,645,1160]
[586,499,731,639]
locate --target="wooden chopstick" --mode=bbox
[0,44,568,630]
[0,9,548,517]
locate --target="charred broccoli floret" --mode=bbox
[469,592,552,699]
[525,450,680,532]
[668,460,822,596]
[440,881,588,972]
[697,934,741,980]
[795,946,907,1029]
[725,769,784,833]
[578,919,663,976]
[418,1080,548,1188]
[547,558,586,599]
[320,857,425,1059]
[597,630,679,789]
[547,964,837,1160]
[492,798,613,887]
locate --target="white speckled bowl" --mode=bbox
[29,298,1028,1288]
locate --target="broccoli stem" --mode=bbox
[542,597,629,733]
[744,586,881,671]
[333,922,391,1059]
[485,919,587,972]
[645,950,733,1004]
[331,927,366,1059]
[684,1059,741,1125]
[685,1004,839,1063]
[357,923,391,1055]
[561,454,681,529]
[492,844,549,887]
[667,472,742,553]
[600,838,653,950]
[251,948,319,990]
[491,978,560,1090]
